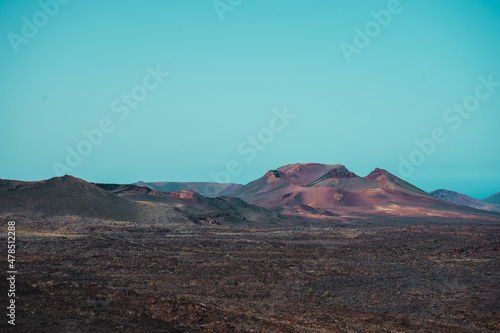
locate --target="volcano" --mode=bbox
[1,164,498,223]
[0,175,141,221]
[231,163,498,219]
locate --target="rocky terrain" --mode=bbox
[0,164,499,332]
[1,217,499,332]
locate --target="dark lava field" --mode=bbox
[1,217,499,332]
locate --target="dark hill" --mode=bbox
[0,175,140,221]
[483,191,500,204]
[135,181,243,197]
[430,189,500,213]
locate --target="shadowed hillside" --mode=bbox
[135,181,243,197]
[484,191,500,205]
[0,175,141,221]
[431,189,500,213]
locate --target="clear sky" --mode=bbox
[1,0,499,199]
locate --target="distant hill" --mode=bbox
[483,191,500,205]
[430,189,500,213]
[134,181,243,197]
[94,183,283,224]
[95,183,159,196]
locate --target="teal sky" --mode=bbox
[1,0,499,199]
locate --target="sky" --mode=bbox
[0,0,499,199]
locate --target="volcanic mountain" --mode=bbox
[134,181,243,197]
[0,175,141,221]
[483,191,500,205]
[2,164,499,224]
[231,163,498,219]
[94,183,282,224]
[430,189,500,213]
[0,176,279,227]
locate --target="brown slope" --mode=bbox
[0,175,141,221]
[232,163,500,220]
[93,180,282,224]
[0,179,42,191]
[233,163,431,204]
[112,188,283,224]
[306,167,368,191]
[273,163,349,185]
[135,181,243,197]
[231,163,343,203]
[308,167,432,197]
[363,168,431,197]
[95,183,159,196]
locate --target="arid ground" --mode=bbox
[2,216,499,332]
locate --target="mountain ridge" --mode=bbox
[230,163,498,219]
[430,189,500,213]
[483,191,500,204]
[134,181,243,197]
[1,163,499,222]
